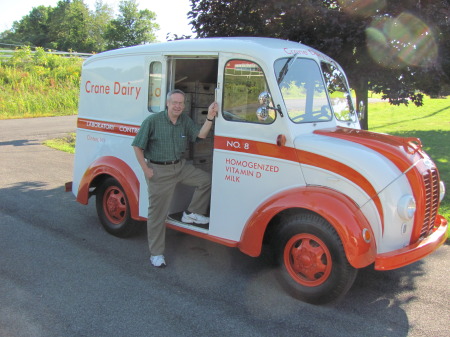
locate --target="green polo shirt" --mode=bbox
[132,110,201,162]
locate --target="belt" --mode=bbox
[149,159,180,165]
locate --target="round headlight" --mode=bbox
[397,195,416,220]
[439,181,446,202]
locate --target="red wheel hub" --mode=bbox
[284,233,332,286]
[103,186,127,224]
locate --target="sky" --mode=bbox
[0,0,194,42]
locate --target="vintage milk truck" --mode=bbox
[69,37,447,304]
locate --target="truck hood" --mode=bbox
[293,127,432,201]
[314,127,428,170]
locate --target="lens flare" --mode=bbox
[366,12,438,68]
[338,0,386,17]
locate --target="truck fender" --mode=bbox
[239,186,377,269]
[77,156,141,221]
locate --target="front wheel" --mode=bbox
[273,213,357,305]
[95,177,140,238]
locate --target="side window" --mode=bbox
[148,61,163,112]
[223,60,275,124]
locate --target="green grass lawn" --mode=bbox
[43,133,76,154]
[0,47,82,119]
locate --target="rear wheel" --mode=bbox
[273,213,357,305]
[95,177,140,238]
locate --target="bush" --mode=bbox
[0,46,83,119]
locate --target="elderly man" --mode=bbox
[132,89,218,268]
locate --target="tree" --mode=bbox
[189,0,450,129]
[104,0,159,49]
[48,0,95,52]
[0,0,113,53]
[90,0,115,52]
[3,6,52,47]
[0,0,160,53]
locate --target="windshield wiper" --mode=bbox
[277,53,299,84]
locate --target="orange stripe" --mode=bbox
[78,124,384,233]
[77,117,140,137]
[297,149,384,233]
[314,127,431,240]
[314,128,422,172]
[215,135,384,233]
[214,135,298,161]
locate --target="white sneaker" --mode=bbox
[182,212,209,225]
[150,255,166,267]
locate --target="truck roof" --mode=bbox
[85,37,332,65]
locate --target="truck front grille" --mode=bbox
[421,169,440,238]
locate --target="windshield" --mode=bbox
[275,57,331,123]
[275,57,355,123]
[320,62,355,122]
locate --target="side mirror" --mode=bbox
[256,106,269,121]
[256,91,272,121]
[257,91,284,118]
[258,91,272,106]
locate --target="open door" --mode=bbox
[164,56,219,230]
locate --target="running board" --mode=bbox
[167,212,209,233]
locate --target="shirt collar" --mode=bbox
[164,109,182,126]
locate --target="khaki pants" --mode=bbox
[146,159,211,255]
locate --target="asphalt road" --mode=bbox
[0,116,449,337]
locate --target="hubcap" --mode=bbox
[103,186,127,224]
[284,233,332,286]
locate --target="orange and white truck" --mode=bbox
[69,37,447,304]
